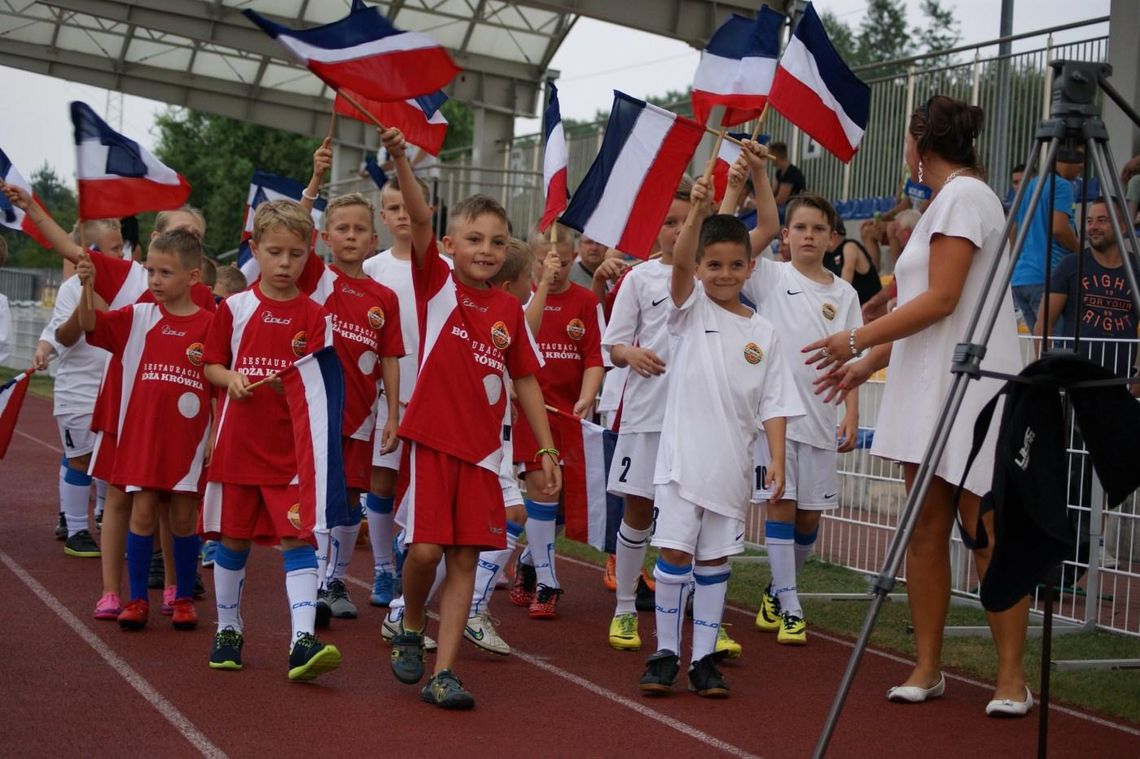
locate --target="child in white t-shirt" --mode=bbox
[639,178,800,699]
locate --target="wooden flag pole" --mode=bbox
[244,372,280,393]
[325,105,338,145]
[77,219,94,310]
[336,89,387,132]
[702,127,728,186]
[749,103,770,142]
[550,220,557,245]
[703,124,745,148]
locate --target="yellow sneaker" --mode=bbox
[755,583,781,632]
[608,612,641,651]
[777,612,807,646]
[715,624,742,660]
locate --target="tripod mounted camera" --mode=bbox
[813,60,1140,758]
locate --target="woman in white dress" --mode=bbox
[804,95,1031,716]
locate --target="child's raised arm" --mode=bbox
[300,138,332,213]
[744,141,780,254]
[671,177,710,307]
[526,250,559,335]
[0,180,83,263]
[380,127,432,264]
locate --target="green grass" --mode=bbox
[0,365,54,400]
[556,537,1140,724]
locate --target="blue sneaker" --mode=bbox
[200,540,218,568]
[371,570,396,607]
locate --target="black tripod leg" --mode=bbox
[1038,570,1055,759]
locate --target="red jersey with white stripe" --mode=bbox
[529,283,605,412]
[298,255,405,440]
[86,303,213,492]
[203,287,332,485]
[88,253,215,434]
[399,239,543,472]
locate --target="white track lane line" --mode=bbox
[340,573,761,759]
[14,427,63,454]
[0,550,229,759]
[558,554,1140,738]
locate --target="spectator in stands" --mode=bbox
[860,209,920,323]
[1010,147,1084,332]
[1123,154,1140,226]
[568,234,607,289]
[1004,163,1025,210]
[769,142,805,223]
[824,219,881,305]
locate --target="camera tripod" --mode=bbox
[813,60,1140,758]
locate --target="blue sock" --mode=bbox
[172,534,200,599]
[365,493,393,514]
[126,531,153,602]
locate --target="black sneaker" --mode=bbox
[634,573,656,612]
[390,624,426,684]
[209,627,244,670]
[55,513,67,541]
[193,573,206,599]
[148,551,165,589]
[288,632,342,682]
[421,669,475,710]
[64,529,101,558]
[639,649,681,696]
[95,511,103,531]
[688,653,730,698]
[315,588,332,629]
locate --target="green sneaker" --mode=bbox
[209,627,244,671]
[420,669,475,710]
[287,633,342,681]
[755,582,781,632]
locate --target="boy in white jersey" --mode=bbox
[742,193,861,644]
[640,179,800,698]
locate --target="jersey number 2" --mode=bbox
[618,456,632,483]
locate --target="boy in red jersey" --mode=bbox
[297,152,405,622]
[509,227,605,620]
[76,229,213,631]
[200,199,340,682]
[383,126,561,709]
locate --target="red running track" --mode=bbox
[2,395,1138,758]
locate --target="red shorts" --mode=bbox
[342,436,371,492]
[88,430,119,484]
[512,410,564,474]
[397,442,505,550]
[200,482,313,546]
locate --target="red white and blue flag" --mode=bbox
[244,0,459,102]
[0,149,52,249]
[691,8,783,128]
[280,346,350,531]
[768,3,870,163]
[0,368,32,459]
[547,408,624,552]
[711,132,759,204]
[561,92,704,259]
[363,155,389,190]
[539,81,569,232]
[71,102,191,219]
[335,88,449,156]
[236,171,327,283]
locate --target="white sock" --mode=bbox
[314,529,330,591]
[794,528,818,572]
[652,557,693,656]
[470,525,519,617]
[519,544,534,567]
[285,567,318,639]
[95,479,107,517]
[525,500,559,589]
[691,564,730,662]
[766,520,801,616]
[366,508,394,575]
[328,524,360,582]
[60,466,91,536]
[213,545,249,634]
[614,520,651,616]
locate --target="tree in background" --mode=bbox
[821,0,962,77]
[0,164,77,268]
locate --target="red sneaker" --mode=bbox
[528,584,564,620]
[509,560,537,608]
[171,597,198,631]
[603,554,617,592]
[640,566,656,592]
[118,599,149,630]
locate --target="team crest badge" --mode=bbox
[566,318,586,341]
[490,321,511,350]
[291,331,308,357]
[185,342,204,366]
[367,306,385,330]
[822,302,837,321]
[287,503,303,530]
[744,342,763,365]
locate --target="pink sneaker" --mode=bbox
[161,585,176,616]
[94,592,122,620]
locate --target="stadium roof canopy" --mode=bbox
[0,0,778,148]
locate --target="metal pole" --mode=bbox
[990,0,1015,193]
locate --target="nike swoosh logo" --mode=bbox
[735,531,745,542]
[465,626,484,640]
[824,492,838,499]
[705,330,720,334]
[651,297,668,307]
[787,289,803,295]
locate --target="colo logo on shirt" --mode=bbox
[291,331,308,357]
[186,342,204,367]
[490,321,511,350]
[566,318,586,341]
[821,302,837,321]
[744,342,764,365]
[367,306,385,330]
[287,503,303,530]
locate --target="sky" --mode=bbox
[0,0,1112,184]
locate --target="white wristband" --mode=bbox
[301,188,319,200]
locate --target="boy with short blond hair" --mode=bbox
[383,126,560,709]
[213,266,248,299]
[200,198,341,681]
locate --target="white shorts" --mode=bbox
[372,399,404,469]
[650,482,746,561]
[607,431,660,500]
[753,437,839,510]
[56,413,96,458]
